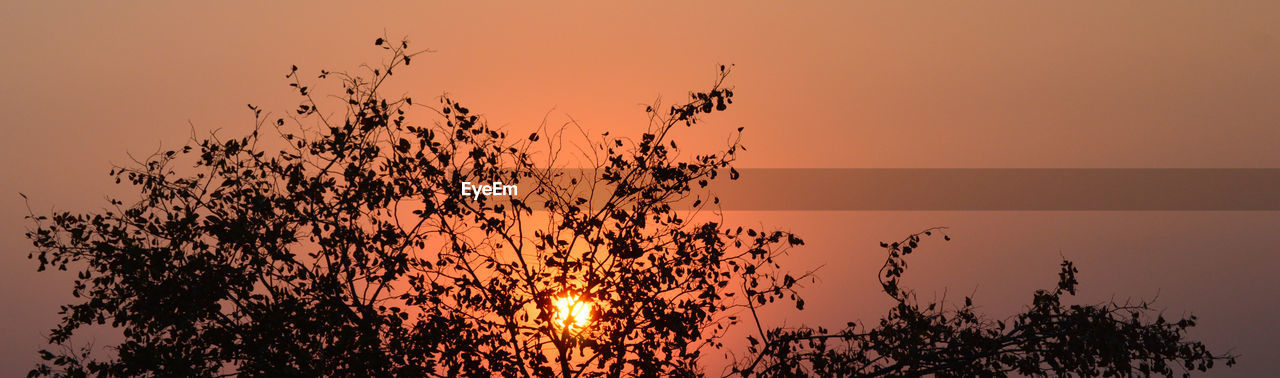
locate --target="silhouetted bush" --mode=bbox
[26,37,1232,377]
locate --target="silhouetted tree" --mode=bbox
[25,37,1232,377]
[733,229,1235,377]
[26,37,803,377]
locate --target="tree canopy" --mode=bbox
[26,38,1233,377]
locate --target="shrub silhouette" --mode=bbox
[734,229,1234,377]
[26,38,1232,377]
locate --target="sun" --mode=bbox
[551,294,593,333]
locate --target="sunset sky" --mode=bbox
[2,1,1278,375]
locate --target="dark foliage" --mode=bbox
[26,38,802,377]
[733,229,1236,377]
[25,38,1232,377]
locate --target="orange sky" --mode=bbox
[2,2,1278,375]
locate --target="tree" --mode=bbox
[733,229,1236,377]
[26,37,804,377]
[25,37,1232,377]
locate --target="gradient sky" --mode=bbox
[2,1,1278,375]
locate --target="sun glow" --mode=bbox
[551,294,593,333]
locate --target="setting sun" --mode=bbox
[551,294,593,333]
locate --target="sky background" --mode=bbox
[2,1,1278,375]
